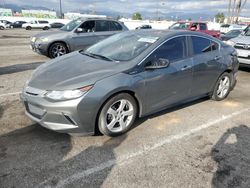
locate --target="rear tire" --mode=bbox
[43,26,49,30]
[0,26,4,30]
[211,72,232,101]
[26,26,31,30]
[98,93,137,137]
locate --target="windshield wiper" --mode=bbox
[81,51,118,62]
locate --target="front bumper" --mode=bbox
[30,41,49,56]
[235,49,250,66]
[20,86,95,135]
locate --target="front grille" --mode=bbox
[234,43,250,50]
[238,56,250,60]
[24,102,45,119]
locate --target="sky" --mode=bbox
[2,0,250,17]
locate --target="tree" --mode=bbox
[188,18,192,21]
[132,12,142,20]
[215,12,225,23]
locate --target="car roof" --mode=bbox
[77,17,120,22]
[127,29,216,40]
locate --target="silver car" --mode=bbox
[30,18,128,58]
[21,30,239,137]
[226,29,250,66]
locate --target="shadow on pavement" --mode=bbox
[212,125,250,188]
[0,62,44,75]
[0,123,126,188]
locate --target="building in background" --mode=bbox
[0,8,13,17]
[64,12,106,20]
[21,10,57,19]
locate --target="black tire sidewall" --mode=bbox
[0,26,4,30]
[98,93,137,137]
[212,72,232,101]
[26,26,31,30]
[48,42,68,58]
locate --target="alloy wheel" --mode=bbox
[105,99,134,133]
[217,75,230,98]
[51,44,67,58]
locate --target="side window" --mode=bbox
[150,36,187,63]
[80,21,95,32]
[96,20,109,32]
[191,36,211,55]
[211,41,219,51]
[199,23,207,30]
[109,21,122,31]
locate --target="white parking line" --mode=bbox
[0,91,21,98]
[48,108,249,188]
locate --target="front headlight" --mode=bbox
[45,85,93,101]
[225,40,236,46]
[36,37,49,43]
[31,37,36,42]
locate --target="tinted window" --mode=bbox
[96,20,109,32]
[211,41,219,51]
[39,21,48,24]
[199,23,207,30]
[80,21,95,32]
[151,36,187,62]
[191,36,211,55]
[109,21,122,31]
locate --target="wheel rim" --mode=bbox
[51,44,66,58]
[217,76,230,98]
[105,99,134,133]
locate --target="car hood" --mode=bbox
[231,35,250,44]
[28,51,125,90]
[33,30,68,39]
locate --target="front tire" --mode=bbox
[211,72,232,101]
[26,26,31,30]
[98,93,138,137]
[43,26,49,30]
[48,42,68,58]
[0,26,4,30]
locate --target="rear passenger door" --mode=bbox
[190,36,222,96]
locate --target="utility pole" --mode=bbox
[59,0,63,18]
[227,0,232,23]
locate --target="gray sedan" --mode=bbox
[30,18,128,58]
[21,30,239,137]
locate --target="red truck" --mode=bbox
[169,21,221,39]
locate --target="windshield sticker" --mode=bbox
[138,37,159,43]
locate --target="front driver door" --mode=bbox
[143,36,194,113]
[71,20,99,50]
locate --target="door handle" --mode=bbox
[214,56,222,61]
[181,65,191,71]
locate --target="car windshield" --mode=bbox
[60,19,81,31]
[226,30,241,36]
[245,29,250,36]
[83,32,159,61]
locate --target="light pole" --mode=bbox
[59,0,63,18]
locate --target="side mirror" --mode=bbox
[190,27,197,31]
[145,58,170,70]
[75,28,83,33]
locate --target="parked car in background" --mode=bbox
[9,21,27,28]
[0,22,6,30]
[226,29,250,66]
[136,25,152,29]
[21,30,238,136]
[220,24,247,34]
[221,29,242,41]
[220,24,231,34]
[22,20,51,30]
[30,18,128,58]
[169,21,221,39]
[0,20,12,28]
[50,22,65,28]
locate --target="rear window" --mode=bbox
[109,21,122,31]
[96,20,109,32]
[191,36,219,55]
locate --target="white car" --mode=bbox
[22,20,51,30]
[0,22,6,30]
[226,30,250,66]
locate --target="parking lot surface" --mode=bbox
[0,29,250,188]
